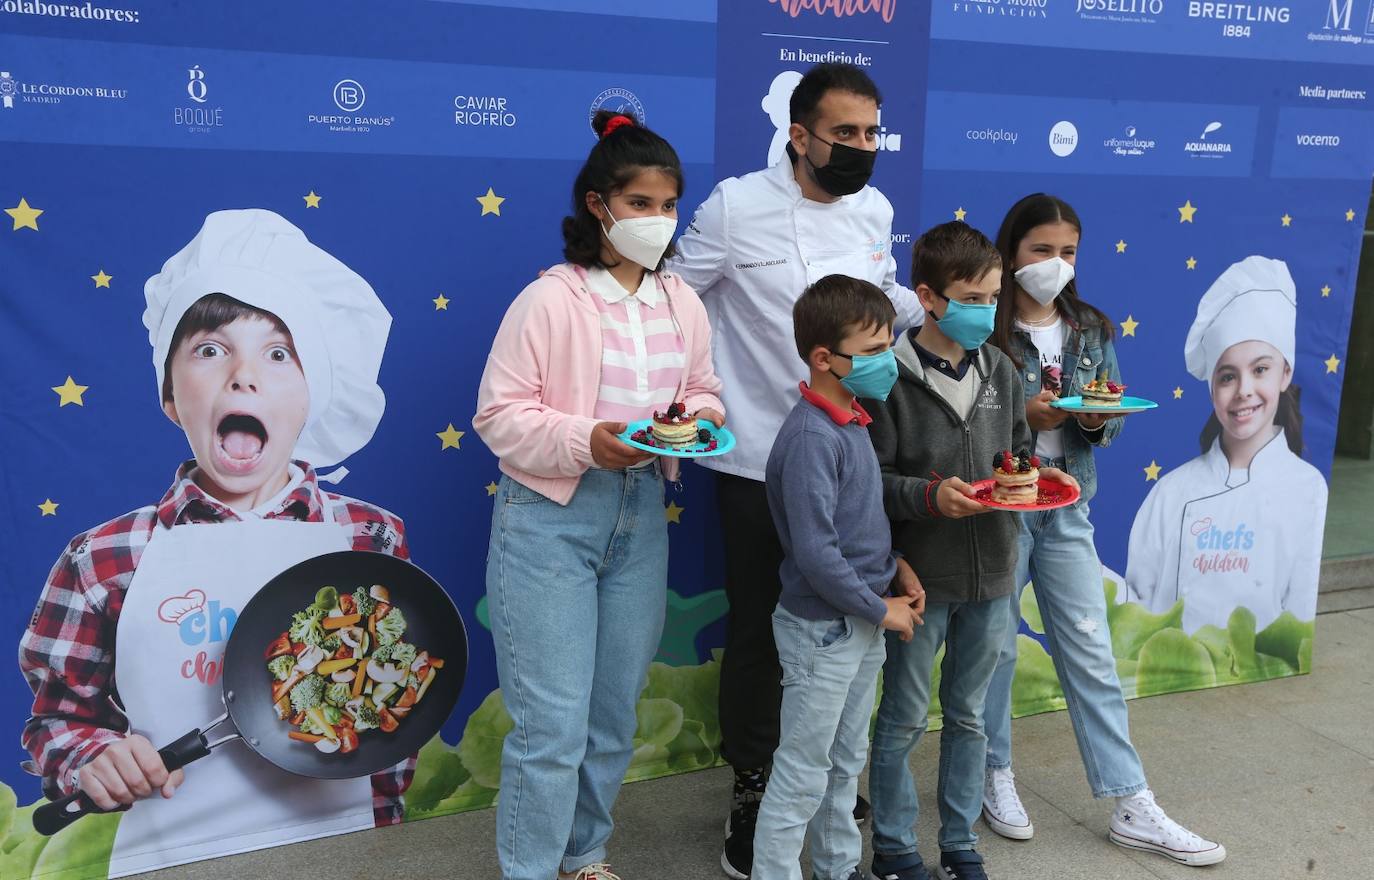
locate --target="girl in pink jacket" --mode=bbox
[473,111,724,880]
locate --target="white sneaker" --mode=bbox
[981,767,1033,840]
[1110,790,1226,866]
[559,864,622,880]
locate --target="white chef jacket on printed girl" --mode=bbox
[667,157,923,481]
[1124,256,1329,634]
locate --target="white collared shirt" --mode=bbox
[668,157,922,480]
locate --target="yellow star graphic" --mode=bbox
[1144,460,1162,481]
[303,191,322,208]
[485,481,499,497]
[477,187,506,217]
[52,376,89,407]
[91,269,113,288]
[1346,209,1356,222]
[1281,213,1292,227]
[1177,200,1197,223]
[437,423,465,450]
[1120,315,1139,337]
[1325,354,1340,374]
[6,197,43,231]
[1115,239,1127,254]
[953,207,967,221]
[1173,386,1184,399]
[1320,285,1332,298]
[38,499,59,517]
[665,501,684,524]
[1185,257,1197,271]
[433,293,450,310]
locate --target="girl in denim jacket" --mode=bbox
[977,194,1225,868]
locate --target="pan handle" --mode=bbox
[32,727,221,836]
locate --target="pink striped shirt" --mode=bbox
[586,267,687,424]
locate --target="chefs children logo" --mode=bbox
[1190,516,1255,575]
[159,589,238,686]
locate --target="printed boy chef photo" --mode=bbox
[1126,255,1327,635]
[18,209,416,877]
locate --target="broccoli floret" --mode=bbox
[370,643,394,663]
[325,682,352,707]
[352,587,376,618]
[289,674,326,713]
[355,703,380,728]
[389,642,417,668]
[267,654,297,682]
[321,633,342,654]
[288,608,326,647]
[374,607,407,646]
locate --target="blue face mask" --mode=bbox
[932,294,997,351]
[833,348,899,401]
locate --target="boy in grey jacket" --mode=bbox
[864,223,1077,880]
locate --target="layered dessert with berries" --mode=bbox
[650,402,701,447]
[1080,375,1125,407]
[992,450,1040,505]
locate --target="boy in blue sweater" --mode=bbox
[752,274,926,880]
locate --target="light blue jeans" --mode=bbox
[485,468,669,880]
[983,501,1147,798]
[753,605,886,880]
[869,597,1011,869]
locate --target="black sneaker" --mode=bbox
[937,850,987,880]
[721,799,757,879]
[854,793,871,826]
[871,857,932,880]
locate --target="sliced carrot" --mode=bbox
[289,731,325,744]
[272,669,305,704]
[396,685,418,709]
[352,659,369,698]
[429,657,445,669]
[322,613,361,631]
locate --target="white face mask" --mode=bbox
[1014,256,1076,306]
[599,196,677,270]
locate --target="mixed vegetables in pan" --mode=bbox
[264,584,444,753]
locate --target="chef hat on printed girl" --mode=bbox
[1184,255,1297,386]
[143,209,392,468]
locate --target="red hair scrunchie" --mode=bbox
[602,114,636,138]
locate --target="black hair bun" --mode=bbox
[591,109,635,139]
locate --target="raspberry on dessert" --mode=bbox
[1029,455,1041,468]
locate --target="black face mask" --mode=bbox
[803,129,876,197]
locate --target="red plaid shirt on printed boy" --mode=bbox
[19,461,415,826]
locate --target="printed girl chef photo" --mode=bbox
[1126,255,1327,635]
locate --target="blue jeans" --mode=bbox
[486,468,669,879]
[983,501,1147,798]
[753,606,886,880]
[869,597,1012,867]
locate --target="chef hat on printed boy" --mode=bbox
[143,209,392,468]
[1183,255,1296,385]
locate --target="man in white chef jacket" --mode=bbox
[1126,256,1328,636]
[19,209,415,877]
[667,62,922,877]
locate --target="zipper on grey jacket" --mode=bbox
[907,357,993,601]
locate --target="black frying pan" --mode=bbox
[34,550,468,835]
